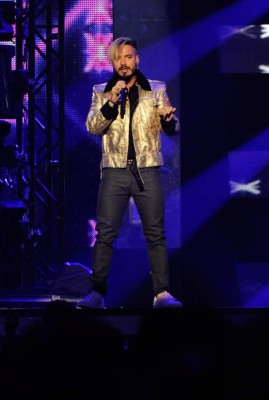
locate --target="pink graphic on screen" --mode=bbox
[65,0,113,73]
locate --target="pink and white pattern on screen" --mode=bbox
[87,218,97,247]
[65,0,113,73]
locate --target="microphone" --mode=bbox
[118,76,128,104]
[117,77,129,118]
[118,87,128,104]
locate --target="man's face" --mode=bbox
[112,44,139,78]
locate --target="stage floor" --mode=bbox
[0,294,268,341]
[0,294,146,340]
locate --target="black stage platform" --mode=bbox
[0,295,144,341]
[0,294,268,344]
[3,299,269,399]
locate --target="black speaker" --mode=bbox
[0,200,26,289]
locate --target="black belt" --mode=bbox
[128,159,145,192]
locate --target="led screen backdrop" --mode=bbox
[219,24,269,199]
[64,0,181,254]
[64,0,113,252]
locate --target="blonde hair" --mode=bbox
[108,37,137,62]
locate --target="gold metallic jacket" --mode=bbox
[86,74,180,168]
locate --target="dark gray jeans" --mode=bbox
[91,165,170,296]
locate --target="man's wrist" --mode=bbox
[108,100,118,106]
[108,95,118,106]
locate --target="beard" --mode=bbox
[115,68,137,83]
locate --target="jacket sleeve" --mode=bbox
[85,85,117,135]
[161,118,177,136]
[156,82,180,135]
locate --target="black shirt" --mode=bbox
[126,83,138,160]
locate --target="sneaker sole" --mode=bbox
[76,304,106,310]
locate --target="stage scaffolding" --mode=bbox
[0,0,65,293]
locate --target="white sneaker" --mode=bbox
[153,291,183,308]
[76,291,106,309]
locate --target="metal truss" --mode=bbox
[17,0,65,291]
